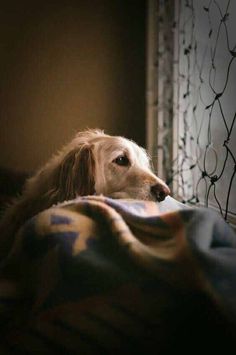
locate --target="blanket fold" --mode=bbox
[0,196,235,353]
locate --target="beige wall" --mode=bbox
[0,0,146,171]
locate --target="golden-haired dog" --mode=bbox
[0,129,170,258]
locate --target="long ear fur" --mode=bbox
[53,144,95,201]
[0,132,99,259]
[0,144,96,259]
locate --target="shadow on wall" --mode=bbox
[0,0,146,172]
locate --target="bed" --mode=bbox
[0,193,236,353]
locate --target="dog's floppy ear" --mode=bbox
[74,144,96,196]
[54,144,95,201]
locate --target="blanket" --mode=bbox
[0,196,235,354]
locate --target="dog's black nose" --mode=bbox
[151,183,170,202]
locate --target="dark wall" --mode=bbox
[0,0,146,171]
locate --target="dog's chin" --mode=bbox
[107,191,157,202]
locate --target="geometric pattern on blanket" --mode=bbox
[0,196,235,353]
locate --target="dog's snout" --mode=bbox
[151,183,170,202]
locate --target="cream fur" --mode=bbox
[0,129,170,259]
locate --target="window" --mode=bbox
[146,0,236,229]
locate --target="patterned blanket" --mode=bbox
[0,196,236,354]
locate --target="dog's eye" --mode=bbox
[113,155,130,166]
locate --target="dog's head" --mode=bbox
[46,129,170,203]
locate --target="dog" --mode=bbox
[0,129,170,259]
